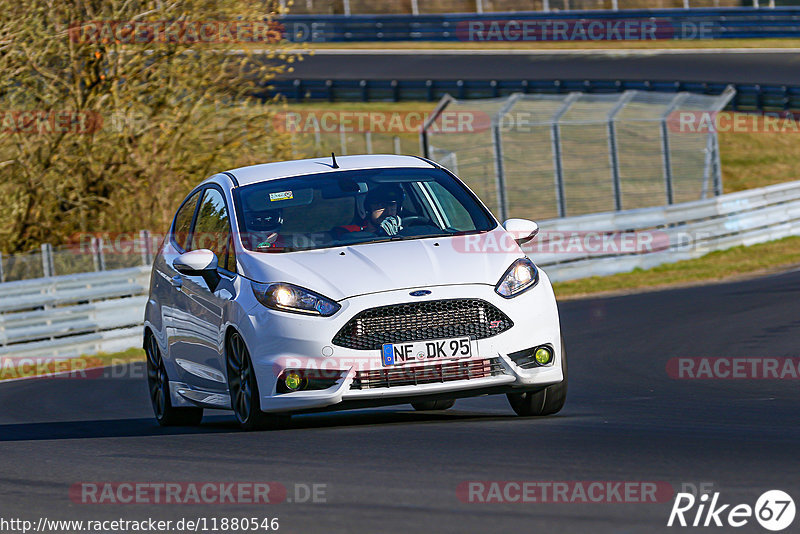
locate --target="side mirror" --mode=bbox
[173,249,220,291]
[503,219,539,245]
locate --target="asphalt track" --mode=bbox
[1,268,799,533]
[281,49,800,85]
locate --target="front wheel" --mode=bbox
[507,337,568,417]
[226,331,290,431]
[145,332,203,426]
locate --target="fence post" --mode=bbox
[607,91,635,212]
[550,93,579,218]
[543,0,550,11]
[393,135,402,154]
[476,0,483,14]
[139,230,151,266]
[365,131,373,154]
[683,0,689,8]
[41,243,54,278]
[340,129,348,155]
[611,0,619,9]
[659,93,690,205]
[411,0,419,15]
[0,252,4,283]
[712,133,723,196]
[92,237,106,271]
[419,94,454,159]
[701,133,714,199]
[343,0,351,16]
[491,93,521,222]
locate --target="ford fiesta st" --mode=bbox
[144,154,566,429]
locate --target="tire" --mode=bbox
[506,336,568,417]
[226,331,290,431]
[145,332,204,426]
[411,399,456,411]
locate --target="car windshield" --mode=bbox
[234,167,496,253]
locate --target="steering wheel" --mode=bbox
[402,216,430,227]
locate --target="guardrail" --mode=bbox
[0,267,150,361]
[2,180,799,360]
[534,180,800,281]
[265,79,800,112]
[286,0,780,17]
[278,7,800,42]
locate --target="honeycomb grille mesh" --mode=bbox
[332,298,513,350]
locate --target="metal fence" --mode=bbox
[285,0,785,16]
[420,88,736,221]
[0,231,155,283]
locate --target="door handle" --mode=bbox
[171,275,183,290]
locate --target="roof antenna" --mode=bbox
[331,152,339,169]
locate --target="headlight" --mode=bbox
[495,257,539,298]
[251,282,340,316]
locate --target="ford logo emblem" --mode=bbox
[409,290,431,297]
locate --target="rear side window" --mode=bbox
[173,190,201,251]
[191,188,233,271]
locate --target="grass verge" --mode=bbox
[0,347,145,381]
[551,236,800,299]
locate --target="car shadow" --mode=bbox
[0,409,571,441]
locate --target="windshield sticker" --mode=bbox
[269,190,293,201]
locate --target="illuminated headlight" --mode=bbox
[251,282,340,316]
[495,258,539,298]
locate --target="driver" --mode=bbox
[334,184,405,237]
[362,184,404,236]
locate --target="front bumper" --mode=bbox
[240,270,563,413]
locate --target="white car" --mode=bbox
[144,154,566,429]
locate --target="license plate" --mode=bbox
[381,337,472,367]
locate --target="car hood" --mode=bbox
[237,229,523,301]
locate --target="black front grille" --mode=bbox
[332,298,513,351]
[351,358,506,390]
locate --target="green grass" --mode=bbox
[0,347,144,381]
[552,236,800,299]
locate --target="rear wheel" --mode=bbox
[226,331,290,431]
[145,332,203,426]
[507,337,568,417]
[411,399,456,411]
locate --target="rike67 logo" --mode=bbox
[668,490,795,531]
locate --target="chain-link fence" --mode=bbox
[285,0,786,16]
[421,88,735,221]
[0,232,155,283]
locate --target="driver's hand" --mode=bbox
[380,215,402,236]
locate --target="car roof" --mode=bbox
[222,154,436,187]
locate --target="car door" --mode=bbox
[161,188,203,371]
[170,186,237,391]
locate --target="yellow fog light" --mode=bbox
[284,371,303,391]
[534,347,553,365]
